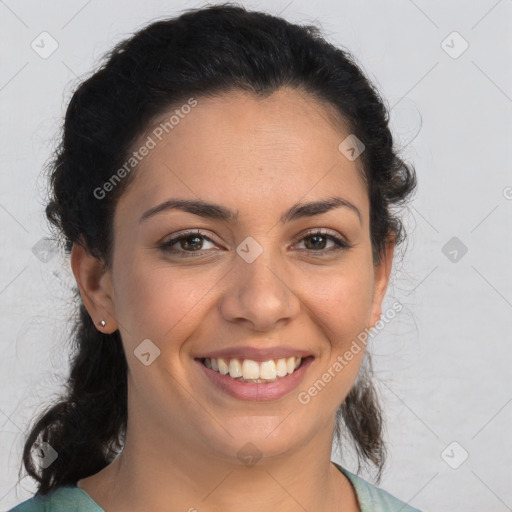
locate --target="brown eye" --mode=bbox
[173,234,204,251]
[160,230,218,256]
[295,230,351,255]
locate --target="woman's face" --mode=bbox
[80,87,393,463]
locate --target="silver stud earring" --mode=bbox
[99,320,106,328]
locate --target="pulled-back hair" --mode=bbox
[19,2,416,495]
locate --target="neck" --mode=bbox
[77,390,360,512]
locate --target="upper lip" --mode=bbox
[194,346,314,362]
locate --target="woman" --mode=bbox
[10,3,419,511]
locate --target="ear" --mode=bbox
[368,234,395,329]
[70,240,118,333]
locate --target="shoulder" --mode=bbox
[8,485,105,512]
[333,462,422,512]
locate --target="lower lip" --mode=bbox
[195,357,314,401]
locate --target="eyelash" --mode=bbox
[159,229,352,257]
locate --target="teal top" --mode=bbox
[9,462,421,511]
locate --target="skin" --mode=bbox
[72,87,394,512]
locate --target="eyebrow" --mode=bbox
[139,196,362,225]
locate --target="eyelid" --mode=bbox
[291,227,350,247]
[159,227,352,256]
[161,228,220,245]
[161,227,348,245]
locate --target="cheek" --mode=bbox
[302,261,375,348]
[296,262,375,411]
[112,244,375,356]
[112,252,222,349]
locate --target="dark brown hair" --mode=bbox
[20,2,416,495]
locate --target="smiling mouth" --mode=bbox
[198,356,312,383]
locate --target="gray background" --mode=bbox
[1,1,511,510]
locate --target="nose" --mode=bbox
[218,249,301,332]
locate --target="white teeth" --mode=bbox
[218,358,229,375]
[276,358,288,377]
[203,356,305,381]
[242,359,260,379]
[229,358,243,378]
[259,360,276,379]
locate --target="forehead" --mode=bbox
[115,87,369,227]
